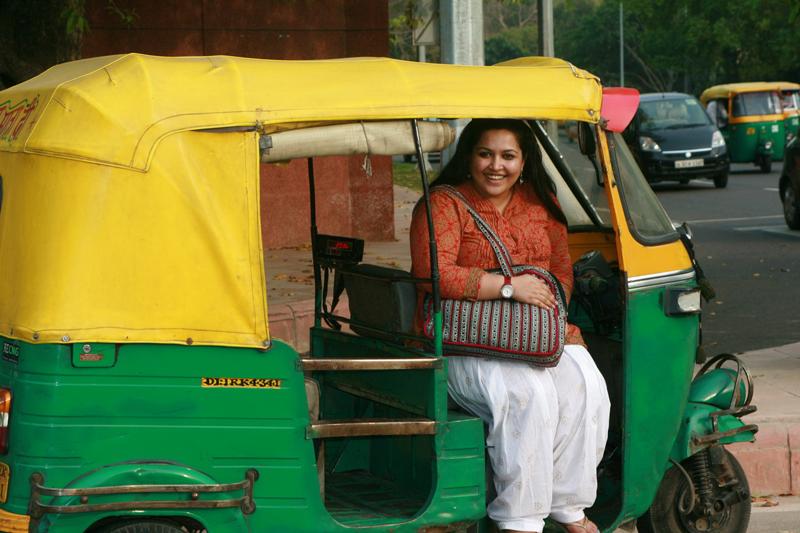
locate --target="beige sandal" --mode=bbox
[553,516,599,533]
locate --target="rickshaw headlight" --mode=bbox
[639,136,661,152]
[664,287,702,316]
[764,140,774,150]
[711,130,726,148]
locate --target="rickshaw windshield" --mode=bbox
[640,97,711,129]
[732,91,782,117]
[609,132,677,244]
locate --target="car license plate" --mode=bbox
[0,461,9,503]
[675,158,704,169]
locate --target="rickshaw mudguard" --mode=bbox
[30,462,252,533]
[669,402,757,464]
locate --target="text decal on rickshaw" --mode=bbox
[0,95,39,142]
[2,342,19,365]
[201,377,282,389]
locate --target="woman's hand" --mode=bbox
[511,274,556,309]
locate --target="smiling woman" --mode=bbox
[409,119,610,533]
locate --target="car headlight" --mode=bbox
[711,130,726,148]
[639,136,661,152]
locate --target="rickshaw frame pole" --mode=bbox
[411,119,443,357]
[307,157,323,328]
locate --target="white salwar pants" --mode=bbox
[447,345,610,533]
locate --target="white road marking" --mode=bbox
[685,215,783,224]
[734,225,800,237]
[764,187,779,192]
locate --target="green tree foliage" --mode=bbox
[554,0,800,94]
[484,0,540,64]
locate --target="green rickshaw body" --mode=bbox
[0,54,756,533]
[725,118,785,162]
[0,338,486,532]
[778,84,800,143]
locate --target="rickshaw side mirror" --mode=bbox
[577,122,596,156]
[675,221,693,241]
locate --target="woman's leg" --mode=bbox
[547,344,611,526]
[448,356,559,533]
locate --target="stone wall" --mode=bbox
[82,0,394,248]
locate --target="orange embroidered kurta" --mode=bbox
[410,182,584,345]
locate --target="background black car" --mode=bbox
[779,136,800,229]
[623,92,730,188]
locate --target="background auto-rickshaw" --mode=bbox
[701,82,786,172]
[776,81,800,144]
[0,54,756,533]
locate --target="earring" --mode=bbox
[467,173,472,180]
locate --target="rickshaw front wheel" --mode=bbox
[637,448,750,533]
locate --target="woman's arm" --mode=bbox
[410,193,486,300]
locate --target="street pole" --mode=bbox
[537,0,554,57]
[440,0,484,66]
[619,1,625,86]
[538,0,557,143]
[440,0,483,164]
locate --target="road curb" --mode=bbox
[729,421,800,496]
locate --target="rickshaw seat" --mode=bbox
[341,263,417,341]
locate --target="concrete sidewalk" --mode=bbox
[265,185,800,497]
[729,342,800,496]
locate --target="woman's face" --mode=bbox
[468,128,525,205]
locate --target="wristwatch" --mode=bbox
[500,275,514,299]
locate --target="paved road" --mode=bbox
[652,163,800,355]
[749,495,800,532]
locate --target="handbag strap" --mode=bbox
[435,185,515,277]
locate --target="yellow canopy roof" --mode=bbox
[0,54,601,170]
[0,54,603,349]
[700,81,794,103]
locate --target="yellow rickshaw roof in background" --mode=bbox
[700,81,795,102]
[0,53,602,170]
[771,81,800,92]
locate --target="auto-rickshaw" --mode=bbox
[700,82,786,172]
[776,81,800,144]
[0,54,757,533]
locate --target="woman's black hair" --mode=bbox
[430,118,567,225]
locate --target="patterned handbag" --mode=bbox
[422,186,566,366]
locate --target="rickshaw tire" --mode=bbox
[637,449,750,533]
[97,521,186,533]
[758,156,772,174]
[713,173,728,188]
